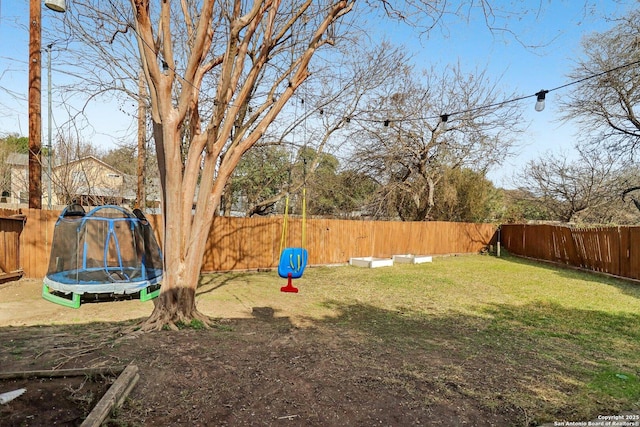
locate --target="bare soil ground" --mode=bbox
[1,270,620,427]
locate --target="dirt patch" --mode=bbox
[1,375,113,426]
[0,318,519,427]
[0,274,598,426]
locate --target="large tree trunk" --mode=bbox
[143,262,207,331]
[141,118,213,331]
[130,0,354,331]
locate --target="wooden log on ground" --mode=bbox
[0,365,125,380]
[80,364,139,427]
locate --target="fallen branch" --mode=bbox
[0,366,126,380]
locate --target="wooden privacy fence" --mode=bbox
[0,214,26,283]
[501,224,640,280]
[0,208,497,279]
[199,216,497,272]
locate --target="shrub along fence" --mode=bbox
[501,223,640,281]
[0,208,497,279]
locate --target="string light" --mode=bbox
[534,90,548,112]
[368,58,640,127]
[438,114,448,130]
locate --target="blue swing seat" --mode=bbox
[278,247,308,279]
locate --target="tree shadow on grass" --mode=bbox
[312,299,640,425]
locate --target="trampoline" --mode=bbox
[42,204,163,308]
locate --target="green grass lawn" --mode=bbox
[197,253,640,424]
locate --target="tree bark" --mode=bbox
[136,70,147,209]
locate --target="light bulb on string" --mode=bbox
[535,90,548,112]
[45,0,66,12]
[439,114,449,130]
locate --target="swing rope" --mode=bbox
[301,186,306,248]
[278,27,307,292]
[278,184,306,254]
[279,194,290,255]
[279,92,308,254]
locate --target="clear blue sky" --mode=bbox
[0,1,636,188]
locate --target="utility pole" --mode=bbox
[28,0,65,209]
[28,0,42,209]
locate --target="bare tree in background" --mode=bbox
[559,9,640,158]
[239,41,409,217]
[516,145,628,224]
[351,64,523,221]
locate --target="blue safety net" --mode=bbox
[44,205,163,294]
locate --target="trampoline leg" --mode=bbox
[140,285,161,302]
[42,284,81,309]
[280,273,299,293]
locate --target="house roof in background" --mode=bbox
[54,155,125,175]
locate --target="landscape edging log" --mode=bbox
[80,363,139,427]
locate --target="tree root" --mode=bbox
[126,308,214,334]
